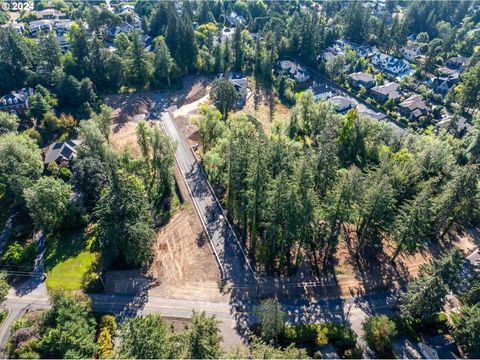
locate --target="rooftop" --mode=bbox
[348,72,374,83]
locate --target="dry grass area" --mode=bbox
[232,77,292,134]
[111,121,142,156]
[148,205,224,302]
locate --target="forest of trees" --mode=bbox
[199,93,480,274]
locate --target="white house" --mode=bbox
[372,52,411,77]
[401,44,421,62]
[277,60,310,83]
[29,20,53,36]
[35,8,66,20]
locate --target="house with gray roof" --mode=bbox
[399,94,429,120]
[370,82,402,103]
[348,72,374,89]
[446,56,470,72]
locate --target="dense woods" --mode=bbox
[200,94,480,274]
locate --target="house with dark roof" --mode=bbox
[347,72,374,89]
[370,82,402,103]
[223,73,248,108]
[307,82,335,101]
[44,140,81,166]
[446,56,470,72]
[436,114,471,136]
[0,88,33,116]
[227,11,245,27]
[399,95,429,120]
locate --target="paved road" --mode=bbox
[0,206,18,254]
[160,110,256,287]
[2,290,244,351]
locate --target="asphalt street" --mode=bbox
[160,110,256,287]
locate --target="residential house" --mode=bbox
[112,21,136,37]
[277,60,310,83]
[55,20,73,36]
[329,96,355,113]
[347,72,375,89]
[120,4,135,12]
[118,10,142,30]
[401,43,421,62]
[44,140,81,166]
[1,22,25,34]
[0,88,33,116]
[446,56,470,72]
[436,114,471,136]
[358,107,387,120]
[223,73,248,108]
[371,52,411,77]
[35,8,67,20]
[29,20,53,36]
[227,12,245,27]
[55,35,71,52]
[432,67,460,94]
[370,82,402,103]
[399,94,429,120]
[306,82,335,101]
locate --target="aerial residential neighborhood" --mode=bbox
[0,0,479,359]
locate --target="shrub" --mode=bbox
[282,324,318,344]
[97,327,114,359]
[315,330,328,347]
[10,318,33,332]
[363,315,397,355]
[323,323,357,351]
[0,310,7,325]
[2,242,37,267]
[344,347,363,359]
[100,315,117,337]
[282,323,357,353]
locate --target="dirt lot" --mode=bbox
[148,203,224,302]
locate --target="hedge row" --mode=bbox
[281,323,357,352]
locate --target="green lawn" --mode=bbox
[44,227,98,292]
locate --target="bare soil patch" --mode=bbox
[148,206,224,302]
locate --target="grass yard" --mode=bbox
[44,227,99,292]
